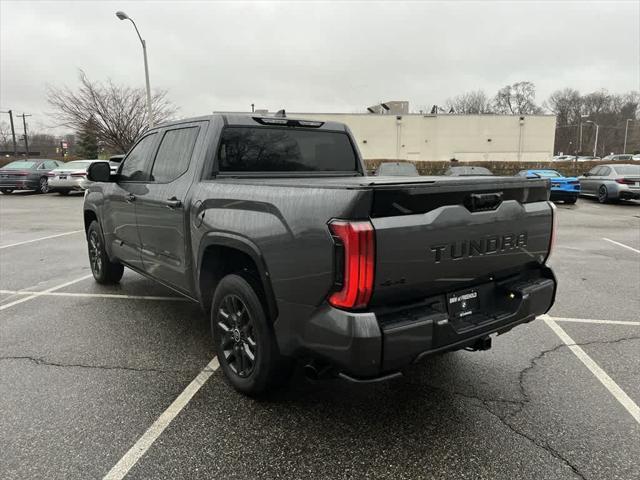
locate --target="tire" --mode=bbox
[0,188,13,194]
[58,189,70,196]
[87,220,124,284]
[597,185,609,204]
[37,177,49,194]
[565,196,577,204]
[211,274,290,396]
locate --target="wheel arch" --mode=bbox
[197,233,278,323]
[83,209,98,237]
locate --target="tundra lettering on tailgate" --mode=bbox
[430,232,528,263]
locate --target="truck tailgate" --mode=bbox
[369,178,552,305]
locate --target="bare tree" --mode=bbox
[493,81,542,115]
[47,70,177,153]
[445,90,492,114]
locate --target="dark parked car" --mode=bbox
[0,159,63,194]
[374,161,419,176]
[444,165,494,176]
[579,164,640,202]
[84,114,557,396]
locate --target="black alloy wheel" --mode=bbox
[216,293,257,378]
[38,177,49,194]
[598,185,608,204]
[88,229,103,278]
[0,188,13,194]
[86,220,124,284]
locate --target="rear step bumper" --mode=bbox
[279,267,556,380]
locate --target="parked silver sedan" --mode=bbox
[579,164,640,203]
[48,160,109,195]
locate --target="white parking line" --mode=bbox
[602,237,640,254]
[545,317,640,425]
[103,357,220,480]
[0,274,93,311]
[0,290,189,302]
[0,230,83,250]
[548,316,640,327]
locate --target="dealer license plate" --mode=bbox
[447,289,479,319]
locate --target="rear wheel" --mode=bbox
[598,185,609,204]
[565,196,577,204]
[0,188,13,194]
[37,177,49,194]
[87,220,124,284]
[212,274,290,396]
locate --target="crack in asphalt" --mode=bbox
[0,355,203,375]
[405,334,640,480]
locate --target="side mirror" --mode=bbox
[583,172,590,177]
[87,162,112,182]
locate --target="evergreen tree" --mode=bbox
[76,116,99,159]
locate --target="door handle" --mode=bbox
[165,198,182,209]
[125,193,136,203]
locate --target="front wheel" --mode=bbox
[87,220,124,284]
[212,274,290,396]
[0,188,13,194]
[38,177,49,194]
[565,196,577,205]
[598,185,609,204]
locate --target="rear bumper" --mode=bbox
[275,266,556,379]
[49,178,90,190]
[620,190,640,200]
[0,179,38,190]
[550,190,579,201]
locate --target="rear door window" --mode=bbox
[217,127,358,173]
[150,127,199,183]
[120,133,157,181]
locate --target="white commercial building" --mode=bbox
[293,113,557,162]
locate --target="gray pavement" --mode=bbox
[0,192,638,480]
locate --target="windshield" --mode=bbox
[613,165,640,175]
[58,161,94,170]
[532,170,561,178]
[377,162,419,176]
[2,161,37,169]
[218,127,358,173]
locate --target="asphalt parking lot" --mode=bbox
[1,191,639,480]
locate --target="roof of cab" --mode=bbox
[148,113,349,132]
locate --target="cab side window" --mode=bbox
[119,134,157,181]
[150,127,199,183]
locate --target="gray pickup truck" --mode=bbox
[84,114,557,395]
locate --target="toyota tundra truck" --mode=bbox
[83,114,557,395]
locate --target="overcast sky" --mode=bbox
[1,0,638,132]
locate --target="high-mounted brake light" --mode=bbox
[545,202,558,264]
[328,220,375,310]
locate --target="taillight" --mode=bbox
[328,220,375,310]
[569,180,580,185]
[71,172,87,177]
[545,202,558,264]
[615,178,634,185]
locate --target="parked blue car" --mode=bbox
[517,169,580,204]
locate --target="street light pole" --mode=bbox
[585,120,599,157]
[623,119,632,154]
[116,11,154,128]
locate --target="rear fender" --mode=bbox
[196,232,278,321]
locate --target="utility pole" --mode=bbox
[0,109,18,157]
[251,103,255,113]
[19,113,32,157]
